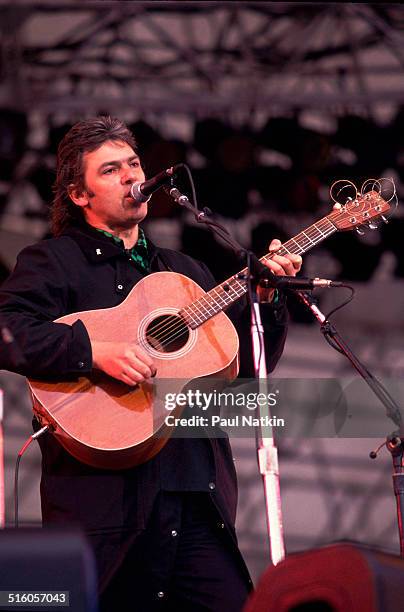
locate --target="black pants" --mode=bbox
[100,492,251,612]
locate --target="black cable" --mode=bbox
[323,331,345,355]
[298,286,403,429]
[319,284,401,422]
[14,436,33,528]
[177,162,199,210]
[324,284,355,320]
[14,426,49,528]
[319,306,402,429]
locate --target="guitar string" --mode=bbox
[142,200,382,350]
[141,232,333,351]
[139,218,337,348]
[136,206,380,349]
[136,203,384,350]
[147,207,362,346]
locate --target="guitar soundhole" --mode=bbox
[145,314,190,353]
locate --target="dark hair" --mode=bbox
[51,116,138,236]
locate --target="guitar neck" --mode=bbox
[181,213,338,328]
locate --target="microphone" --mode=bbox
[130,164,181,203]
[247,255,342,291]
[258,275,343,290]
[273,277,343,290]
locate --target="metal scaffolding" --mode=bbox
[1,2,404,117]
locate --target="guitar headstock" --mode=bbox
[328,190,391,231]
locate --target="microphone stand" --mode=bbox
[167,185,286,565]
[296,290,404,557]
[246,263,286,565]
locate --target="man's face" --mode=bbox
[72,139,147,230]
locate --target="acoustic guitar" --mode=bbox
[28,190,390,469]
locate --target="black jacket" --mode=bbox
[0,223,288,588]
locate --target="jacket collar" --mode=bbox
[63,223,161,264]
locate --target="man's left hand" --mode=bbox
[259,238,302,302]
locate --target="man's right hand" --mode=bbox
[91,341,157,385]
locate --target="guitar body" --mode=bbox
[28,272,239,470]
[27,188,391,470]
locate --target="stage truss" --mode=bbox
[1,2,404,118]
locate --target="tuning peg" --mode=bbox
[368,222,378,230]
[381,215,388,224]
[356,227,365,235]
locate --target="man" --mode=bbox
[0,116,302,611]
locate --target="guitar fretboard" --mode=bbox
[181,215,337,329]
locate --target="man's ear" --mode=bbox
[68,184,89,208]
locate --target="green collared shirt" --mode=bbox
[95,227,150,273]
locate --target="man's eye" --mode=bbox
[130,161,140,168]
[103,168,115,174]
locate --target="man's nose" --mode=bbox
[121,164,139,183]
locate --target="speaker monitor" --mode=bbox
[244,542,404,612]
[0,528,98,612]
